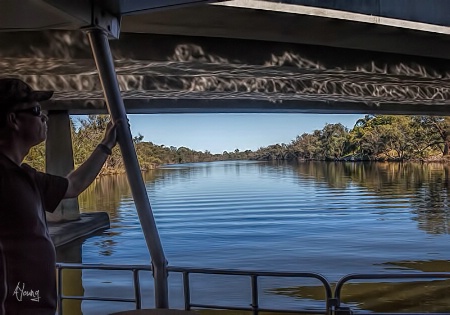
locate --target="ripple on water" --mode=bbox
[67,161,450,314]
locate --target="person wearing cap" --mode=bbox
[0,78,118,315]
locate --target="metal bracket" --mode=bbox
[91,5,121,39]
[335,307,353,315]
[328,298,353,315]
[327,298,339,307]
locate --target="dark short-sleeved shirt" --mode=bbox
[0,153,68,315]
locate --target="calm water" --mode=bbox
[57,161,450,314]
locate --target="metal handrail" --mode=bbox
[169,266,332,315]
[56,263,332,315]
[56,263,450,315]
[56,263,153,315]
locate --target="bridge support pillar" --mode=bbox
[46,110,80,222]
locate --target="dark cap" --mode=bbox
[0,78,53,111]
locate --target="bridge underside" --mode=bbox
[2,1,450,116]
[1,29,450,115]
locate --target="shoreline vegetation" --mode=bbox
[25,115,450,175]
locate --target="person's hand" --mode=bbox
[101,120,120,150]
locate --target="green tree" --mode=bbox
[415,116,450,155]
[290,131,321,160]
[319,123,349,159]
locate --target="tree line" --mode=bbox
[24,115,450,174]
[254,115,450,161]
[24,115,254,174]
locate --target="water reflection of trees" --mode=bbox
[292,161,354,189]
[78,174,133,219]
[78,165,209,216]
[79,161,450,236]
[293,162,450,235]
[411,165,450,235]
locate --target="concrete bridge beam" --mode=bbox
[274,0,450,27]
[45,110,80,222]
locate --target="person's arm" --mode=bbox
[64,121,118,198]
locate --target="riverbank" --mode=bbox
[98,155,450,176]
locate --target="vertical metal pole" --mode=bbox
[250,275,259,315]
[57,265,63,315]
[133,269,142,309]
[182,272,191,310]
[86,28,169,308]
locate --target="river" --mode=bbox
[56,160,450,314]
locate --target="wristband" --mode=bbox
[97,144,112,155]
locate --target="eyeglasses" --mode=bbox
[14,106,44,117]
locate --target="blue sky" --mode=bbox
[125,113,364,154]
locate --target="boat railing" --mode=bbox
[56,263,152,315]
[56,263,450,315]
[168,266,332,314]
[56,263,332,315]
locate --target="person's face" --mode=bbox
[10,101,48,145]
